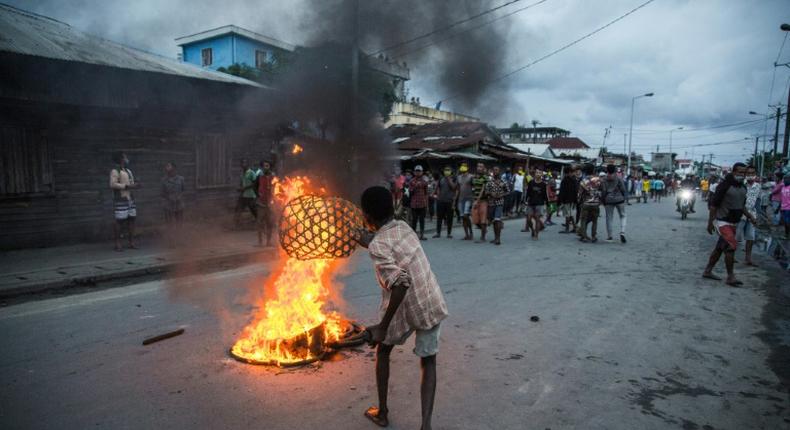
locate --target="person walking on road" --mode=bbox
[652,176,665,202]
[781,175,790,239]
[737,166,760,266]
[702,163,757,287]
[471,163,490,243]
[524,170,548,240]
[408,165,429,240]
[601,164,628,243]
[355,186,449,430]
[483,166,509,245]
[641,176,651,203]
[578,176,602,242]
[558,166,580,234]
[456,163,475,240]
[512,167,525,216]
[433,167,457,238]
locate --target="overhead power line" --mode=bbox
[369,0,525,57]
[391,0,550,60]
[434,0,657,105]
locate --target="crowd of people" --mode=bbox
[388,162,636,246]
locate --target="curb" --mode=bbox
[0,248,278,300]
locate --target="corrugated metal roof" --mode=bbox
[546,137,590,149]
[0,4,262,86]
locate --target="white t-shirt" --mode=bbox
[513,174,525,192]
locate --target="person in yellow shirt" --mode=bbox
[641,177,651,204]
[700,178,710,200]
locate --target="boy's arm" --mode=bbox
[366,242,411,345]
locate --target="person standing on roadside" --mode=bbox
[255,160,275,247]
[456,163,475,240]
[408,165,429,240]
[523,170,548,240]
[471,163,490,242]
[433,167,457,239]
[234,159,258,228]
[702,163,756,287]
[110,151,139,251]
[601,164,628,243]
[161,161,184,248]
[558,166,580,234]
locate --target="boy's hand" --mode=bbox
[706,222,715,235]
[364,324,386,347]
[353,228,375,248]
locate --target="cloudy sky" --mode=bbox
[10,0,790,165]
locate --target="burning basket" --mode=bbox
[278,195,365,260]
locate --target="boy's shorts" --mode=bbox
[736,218,755,242]
[471,200,488,225]
[783,210,790,224]
[458,198,473,216]
[386,323,441,357]
[487,204,504,222]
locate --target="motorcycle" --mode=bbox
[678,188,695,220]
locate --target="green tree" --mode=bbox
[216,63,260,81]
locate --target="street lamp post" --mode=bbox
[627,92,654,176]
[669,126,683,171]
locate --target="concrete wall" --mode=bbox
[385,102,478,127]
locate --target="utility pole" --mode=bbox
[623,133,627,156]
[753,136,759,167]
[784,85,790,157]
[708,153,715,175]
[349,0,359,174]
[773,106,781,154]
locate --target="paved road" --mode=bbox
[1,199,788,430]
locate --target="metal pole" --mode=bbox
[784,84,790,157]
[773,107,781,154]
[627,97,635,176]
[753,136,759,167]
[349,0,359,174]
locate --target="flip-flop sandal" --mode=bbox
[745,262,759,267]
[702,273,722,281]
[364,407,389,427]
[726,279,743,287]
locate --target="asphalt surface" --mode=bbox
[1,198,788,430]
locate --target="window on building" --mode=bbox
[0,127,53,195]
[255,50,268,69]
[201,48,213,66]
[195,134,229,189]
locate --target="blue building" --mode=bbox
[176,24,411,100]
[176,25,295,71]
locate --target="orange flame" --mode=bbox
[291,144,304,155]
[231,176,345,366]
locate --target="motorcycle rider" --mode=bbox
[677,174,697,213]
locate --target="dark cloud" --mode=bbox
[6,0,790,165]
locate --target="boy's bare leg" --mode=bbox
[366,343,393,427]
[420,355,437,430]
[113,221,122,251]
[127,219,137,248]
